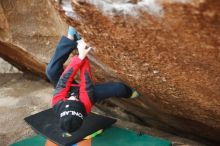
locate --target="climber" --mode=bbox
[46,26,140,132]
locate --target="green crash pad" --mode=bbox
[10,135,46,146]
[11,127,172,146]
[92,127,171,146]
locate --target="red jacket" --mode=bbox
[52,56,94,113]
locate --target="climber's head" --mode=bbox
[54,100,86,133]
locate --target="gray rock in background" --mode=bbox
[0,58,20,73]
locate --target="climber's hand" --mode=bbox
[77,39,92,60]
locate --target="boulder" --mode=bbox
[53,0,220,142]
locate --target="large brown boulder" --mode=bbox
[0,0,219,144]
[56,0,220,143]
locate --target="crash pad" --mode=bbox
[92,127,172,146]
[10,135,45,146]
[24,108,116,146]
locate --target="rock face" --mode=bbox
[57,0,220,143]
[0,0,220,144]
[0,0,67,78]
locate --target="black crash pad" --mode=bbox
[24,108,116,146]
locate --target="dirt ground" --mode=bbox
[0,73,52,146]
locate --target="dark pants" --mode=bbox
[46,36,132,103]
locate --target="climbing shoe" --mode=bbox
[130,89,141,99]
[68,26,81,41]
